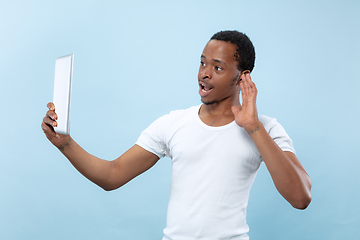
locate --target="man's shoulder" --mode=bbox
[167,105,200,117]
[259,114,274,124]
[258,114,279,130]
[154,105,200,127]
[259,114,290,135]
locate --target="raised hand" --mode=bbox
[231,72,260,134]
[41,102,71,150]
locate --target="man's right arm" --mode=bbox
[41,102,159,191]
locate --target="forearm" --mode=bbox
[58,136,116,190]
[246,123,311,209]
[42,102,136,190]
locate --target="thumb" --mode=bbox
[231,106,239,116]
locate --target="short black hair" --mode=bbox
[210,30,255,72]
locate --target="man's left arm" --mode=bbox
[232,73,311,209]
[246,125,311,209]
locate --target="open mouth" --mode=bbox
[199,82,213,93]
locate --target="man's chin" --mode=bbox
[201,99,218,105]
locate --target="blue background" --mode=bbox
[1,0,359,239]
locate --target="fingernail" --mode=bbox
[55,134,60,138]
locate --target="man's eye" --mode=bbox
[200,61,205,66]
[215,66,222,71]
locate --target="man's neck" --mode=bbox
[199,98,241,127]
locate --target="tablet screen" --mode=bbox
[53,54,74,135]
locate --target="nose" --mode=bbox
[199,66,211,80]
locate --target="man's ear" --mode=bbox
[237,70,250,85]
[241,70,251,77]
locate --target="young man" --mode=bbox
[42,30,311,240]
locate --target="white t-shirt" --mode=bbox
[136,105,295,240]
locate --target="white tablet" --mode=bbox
[53,54,74,135]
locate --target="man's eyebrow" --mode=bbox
[213,59,226,65]
[201,55,226,65]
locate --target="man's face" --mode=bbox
[198,40,241,105]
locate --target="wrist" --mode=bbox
[243,121,263,136]
[56,136,73,152]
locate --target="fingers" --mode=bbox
[47,102,55,111]
[47,109,58,121]
[43,112,57,128]
[41,121,60,138]
[42,102,65,143]
[42,102,58,136]
[41,122,59,139]
[240,73,257,98]
[46,102,57,120]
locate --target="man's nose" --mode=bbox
[200,67,211,79]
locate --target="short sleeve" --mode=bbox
[135,114,170,159]
[260,115,296,154]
